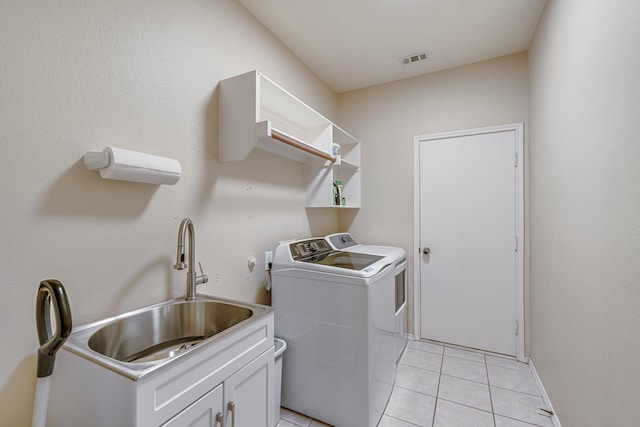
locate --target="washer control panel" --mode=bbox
[290,238,333,260]
[327,233,358,250]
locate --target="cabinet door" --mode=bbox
[162,383,224,427]
[224,349,274,427]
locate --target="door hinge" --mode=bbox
[515,320,519,336]
[514,152,518,167]
[515,236,518,252]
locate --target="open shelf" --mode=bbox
[219,70,361,208]
[254,121,336,163]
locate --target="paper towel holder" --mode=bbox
[83,152,111,171]
[82,147,182,185]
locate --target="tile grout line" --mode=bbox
[428,339,532,373]
[398,357,443,376]
[495,414,549,427]
[485,359,533,373]
[431,348,445,427]
[381,414,423,427]
[490,383,547,398]
[394,384,438,398]
[436,396,497,415]
[438,371,490,387]
[407,344,446,357]
[485,353,497,427]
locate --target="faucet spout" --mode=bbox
[173,218,208,301]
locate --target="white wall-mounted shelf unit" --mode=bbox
[219,70,360,208]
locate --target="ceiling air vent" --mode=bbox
[400,50,430,65]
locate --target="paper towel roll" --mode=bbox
[99,146,181,185]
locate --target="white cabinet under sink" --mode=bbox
[162,350,272,427]
[162,383,224,426]
[225,349,273,426]
[46,307,274,427]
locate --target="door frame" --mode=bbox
[413,123,525,360]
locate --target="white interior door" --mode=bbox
[417,125,523,357]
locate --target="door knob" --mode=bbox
[422,247,431,255]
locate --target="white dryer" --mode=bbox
[271,237,396,427]
[326,233,408,363]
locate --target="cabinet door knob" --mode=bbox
[423,247,431,255]
[215,412,224,425]
[227,401,236,427]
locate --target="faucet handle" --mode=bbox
[196,262,209,285]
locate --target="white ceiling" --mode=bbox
[237,0,546,93]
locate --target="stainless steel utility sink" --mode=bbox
[88,301,252,363]
[63,295,273,380]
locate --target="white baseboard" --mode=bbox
[529,359,562,427]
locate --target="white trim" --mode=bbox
[529,359,563,427]
[514,122,525,361]
[412,140,422,342]
[412,123,526,361]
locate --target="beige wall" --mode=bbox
[5,1,638,425]
[0,1,340,424]
[528,0,640,425]
[337,53,530,340]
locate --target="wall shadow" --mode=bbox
[338,208,359,231]
[205,84,338,235]
[40,159,160,217]
[197,85,222,211]
[99,255,174,318]
[0,355,37,426]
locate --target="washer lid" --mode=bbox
[301,250,383,270]
[285,237,389,278]
[295,250,388,278]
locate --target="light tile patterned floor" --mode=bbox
[277,340,555,427]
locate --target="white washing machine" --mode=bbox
[271,237,397,427]
[325,233,409,364]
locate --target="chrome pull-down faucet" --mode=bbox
[173,218,208,301]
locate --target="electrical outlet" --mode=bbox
[264,251,273,271]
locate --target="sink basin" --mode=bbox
[88,301,252,363]
[62,295,273,380]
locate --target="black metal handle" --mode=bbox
[36,279,72,378]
